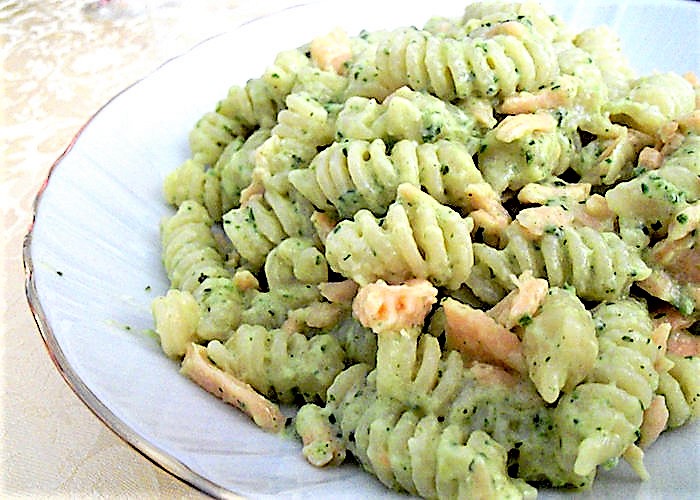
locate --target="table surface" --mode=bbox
[1,1,294,496]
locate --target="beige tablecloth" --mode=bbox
[1,1,293,496]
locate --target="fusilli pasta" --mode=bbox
[466,222,651,304]
[553,299,660,479]
[289,138,483,218]
[222,181,318,270]
[521,287,597,403]
[207,323,345,404]
[335,86,480,145]
[151,2,700,497]
[375,23,557,101]
[156,200,244,342]
[325,183,474,289]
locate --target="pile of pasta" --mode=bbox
[152,1,699,497]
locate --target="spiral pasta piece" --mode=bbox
[296,364,536,499]
[222,181,318,270]
[335,86,480,146]
[573,26,634,100]
[162,157,229,221]
[554,382,642,479]
[374,24,558,101]
[189,49,311,166]
[477,116,576,193]
[164,132,265,220]
[342,29,395,100]
[294,363,371,467]
[219,128,271,206]
[555,45,610,128]
[375,328,466,416]
[591,299,661,408]
[155,200,244,344]
[289,138,483,218]
[254,92,336,177]
[151,289,200,359]
[657,353,700,428]
[222,49,311,124]
[206,324,345,404]
[553,299,660,479]
[607,73,696,136]
[467,223,651,304]
[325,183,474,289]
[606,133,700,246]
[159,200,232,298]
[188,111,247,169]
[522,287,598,403]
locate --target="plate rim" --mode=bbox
[21,2,321,498]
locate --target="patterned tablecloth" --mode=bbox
[1,1,292,496]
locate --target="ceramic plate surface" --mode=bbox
[25,0,700,498]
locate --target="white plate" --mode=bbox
[24,0,700,498]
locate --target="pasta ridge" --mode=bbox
[335,86,480,147]
[154,201,244,350]
[466,222,651,304]
[161,156,231,221]
[222,181,318,270]
[657,353,700,428]
[325,183,474,289]
[254,92,337,177]
[289,137,483,219]
[218,129,272,207]
[374,23,558,101]
[188,49,309,167]
[375,328,466,416]
[206,323,345,404]
[296,364,537,499]
[553,299,660,479]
